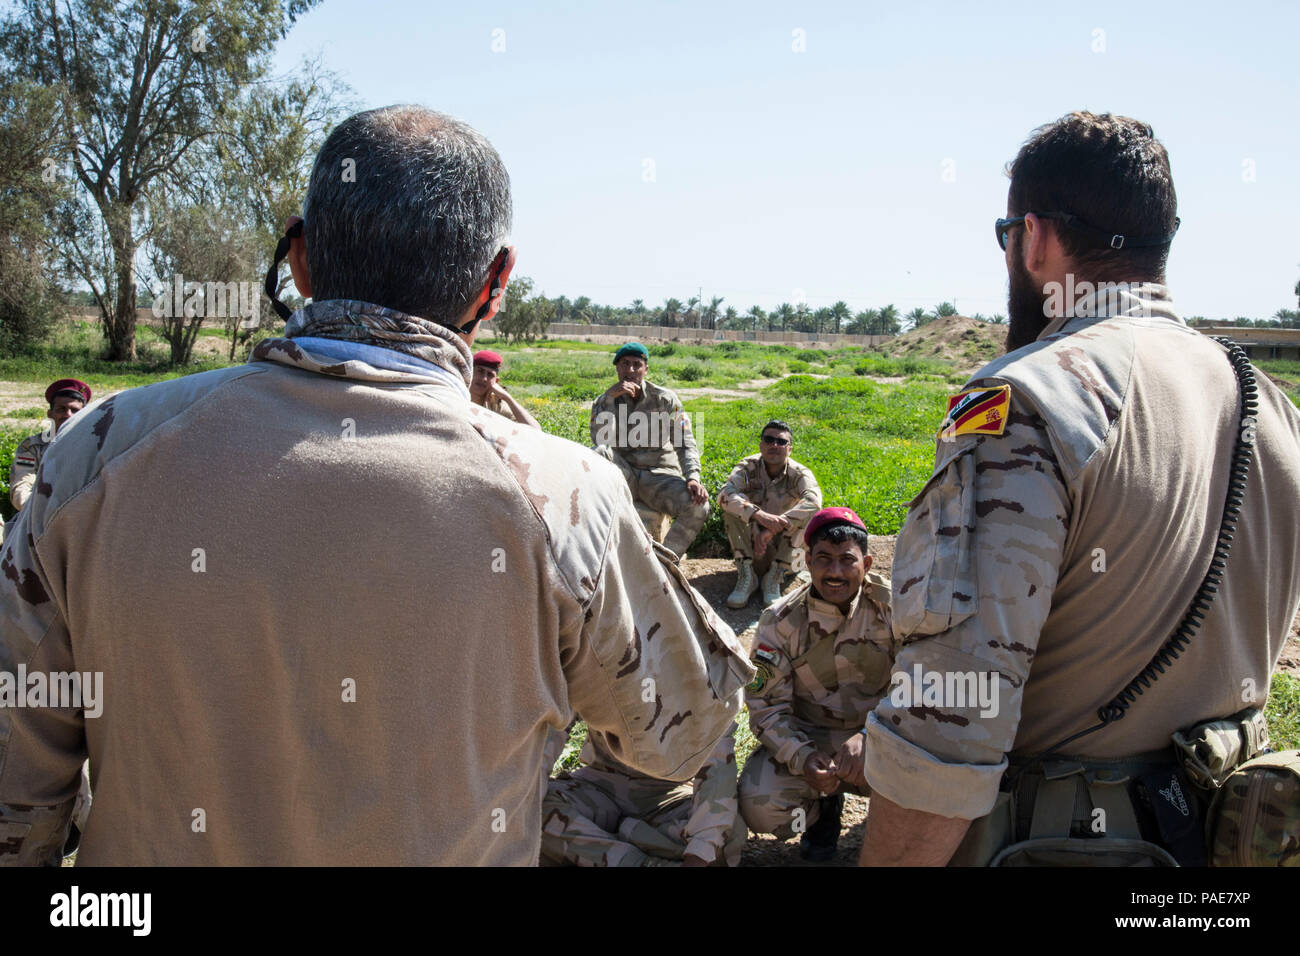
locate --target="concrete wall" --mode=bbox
[1198,326,1300,361]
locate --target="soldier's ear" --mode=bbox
[862,554,874,573]
[285,216,312,298]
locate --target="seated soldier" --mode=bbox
[469,349,540,429]
[541,722,744,867]
[738,507,894,862]
[589,342,708,558]
[718,420,823,609]
[8,379,92,513]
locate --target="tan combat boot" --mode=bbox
[726,559,757,609]
[761,564,785,606]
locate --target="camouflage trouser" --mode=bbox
[598,450,709,556]
[739,728,869,839]
[723,511,807,575]
[541,767,744,867]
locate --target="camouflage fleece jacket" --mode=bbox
[0,298,753,865]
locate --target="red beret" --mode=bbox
[804,506,867,547]
[473,350,503,369]
[45,379,92,405]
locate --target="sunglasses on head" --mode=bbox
[761,434,790,446]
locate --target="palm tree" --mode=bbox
[572,296,594,324]
[850,309,879,335]
[772,302,794,332]
[553,295,571,322]
[703,295,724,330]
[876,304,900,335]
[723,306,738,330]
[793,303,813,332]
[661,297,683,328]
[933,301,958,319]
[629,298,646,317]
[829,300,851,334]
[747,305,766,332]
[906,306,928,330]
[685,295,700,328]
[813,307,832,336]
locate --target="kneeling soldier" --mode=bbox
[718,420,822,608]
[739,507,894,861]
[541,724,744,867]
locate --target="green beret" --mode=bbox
[613,342,649,364]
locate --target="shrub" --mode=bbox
[676,362,707,382]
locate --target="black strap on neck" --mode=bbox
[1007,338,1258,781]
[264,220,304,321]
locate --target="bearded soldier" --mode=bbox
[859,112,1300,867]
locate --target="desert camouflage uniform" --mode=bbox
[740,573,894,838]
[862,284,1300,860]
[590,380,707,556]
[8,431,50,512]
[718,454,822,574]
[540,724,744,866]
[480,391,517,422]
[0,298,753,866]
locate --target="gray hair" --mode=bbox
[302,105,512,326]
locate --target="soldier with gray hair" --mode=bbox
[0,105,751,866]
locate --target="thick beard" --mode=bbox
[1004,250,1050,353]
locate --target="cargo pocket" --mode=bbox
[891,449,980,641]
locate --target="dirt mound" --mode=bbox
[874,314,1006,371]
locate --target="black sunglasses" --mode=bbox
[761,434,790,446]
[995,212,1180,252]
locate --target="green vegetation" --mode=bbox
[0,425,27,521]
[1266,672,1299,751]
[2,333,1297,785]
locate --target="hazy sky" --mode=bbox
[272,0,1299,321]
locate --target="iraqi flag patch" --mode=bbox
[939,384,1011,438]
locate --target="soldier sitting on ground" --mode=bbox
[469,349,540,428]
[739,507,894,862]
[718,420,823,609]
[589,342,709,558]
[540,722,745,867]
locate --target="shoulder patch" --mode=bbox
[754,645,778,664]
[940,384,1010,438]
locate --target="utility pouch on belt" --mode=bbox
[1169,707,1300,866]
[1206,750,1300,867]
[952,754,1182,867]
[1171,708,1269,790]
